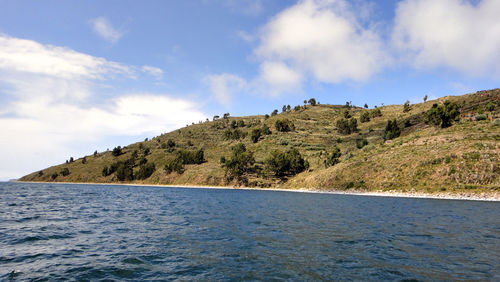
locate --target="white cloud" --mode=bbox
[392,0,500,77]
[256,61,303,96]
[0,35,206,180]
[89,17,124,44]
[255,0,388,84]
[206,73,247,106]
[141,65,163,80]
[0,35,131,79]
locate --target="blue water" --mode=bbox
[1,183,499,281]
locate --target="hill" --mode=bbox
[20,89,500,196]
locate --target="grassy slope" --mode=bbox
[20,89,500,194]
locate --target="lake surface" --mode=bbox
[1,182,499,281]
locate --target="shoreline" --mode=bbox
[12,180,500,202]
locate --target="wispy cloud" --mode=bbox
[141,65,163,80]
[89,17,124,44]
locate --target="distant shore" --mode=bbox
[14,181,500,202]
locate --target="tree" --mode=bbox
[364,103,368,109]
[424,95,428,102]
[94,150,98,157]
[223,113,230,119]
[287,105,291,111]
[102,166,109,176]
[69,157,74,163]
[112,146,122,157]
[403,100,411,112]
[282,105,287,113]
[486,102,495,112]
[265,148,308,177]
[303,100,307,106]
[223,143,255,182]
[324,147,341,167]
[360,111,371,123]
[51,172,58,180]
[308,98,317,106]
[167,139,176,148]
[82,157,87,164]
[213,115,220,121]
[425,101,460,128]
[271,109,278,116]
[275,119,294,132]
[384,119,401,140]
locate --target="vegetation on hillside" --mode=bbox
[20,89,500,195]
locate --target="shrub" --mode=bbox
[403,100,411,112]
[261,124,272,135]
[370,108,382,118]
[167,139,176,148]
[94,150,98,157]
[337,118,358,135]
[51,172,58,180]
[102,166,109,176]
[69,157,74,163]
[343,109,351,119]
[486,102,495,111]
[364,103,368,109]
[425,100,460,128]
[265,148,309,177]
[271,109,278,116]
[275,119,295,132]
[360,112,371,123]
[308,98,317,106]
[384,119,401,140]
[60,168,70,176]
[223,143,255,181]
[112,146,122,156]
[164,158,184,174]
[475,114,487,121]
[250,128,261,143]
[177,149,205,165]
[135,163,156,180]
[116,162,133,181]
[324,147,341,167]
[82,157,87,164]
[224,128,246,140]
[356,138,368,149]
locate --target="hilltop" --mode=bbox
[20,89,500,196]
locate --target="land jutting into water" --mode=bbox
[20,89,500,199]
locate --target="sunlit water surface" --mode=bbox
[1,182,499,281]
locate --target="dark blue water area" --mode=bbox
[0,182,499,281]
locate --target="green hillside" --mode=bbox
[20,89,500,195]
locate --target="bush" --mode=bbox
[112,146,122,157]
[102,166,109,176]
[486,102,495,112]
[384,119,401,140]
[250,128,261,143]
[265,148,309,177]
[224,129,245,140]
[116,162,133,181]
[360,112,371,123]
[177,149,205,165]
[370,108,382,118]
[223,143,255,181]
[337,118,358,135]
[51,172,58,180]
[425,100,460,128]
[271,109,278,116]
[135,163,156,180]
[261,124,272,135]
[403,100,411,112]
[275,119,295,132]
[356,138,368,149]
[60,168,70,176]
[167,139,176,148]
[343,109,351,118]
[82,157,87,164]
[475,114,487,121]
[308,98,317,106]
[324,147,341,168]
[164,158,184,174]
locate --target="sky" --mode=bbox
[0,0,499,180]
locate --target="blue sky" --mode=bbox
[0,0,499,180]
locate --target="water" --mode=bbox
[1,182,499,281]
